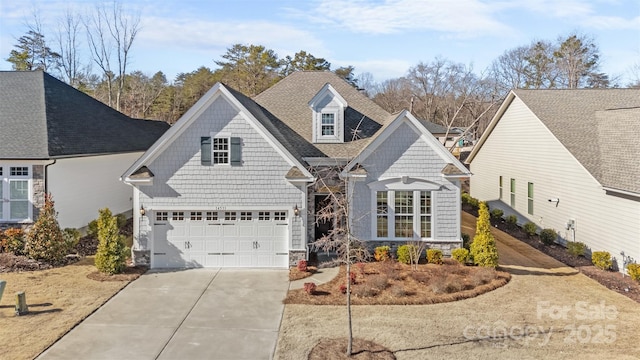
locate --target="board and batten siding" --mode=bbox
[135,96,306,256]
[470,96,640,271]
[48,152,142,229]
[351,121,461,243]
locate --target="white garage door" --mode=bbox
[152,210,289,268]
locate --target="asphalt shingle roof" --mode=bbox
[514,88,640,194]
[0,71,170,159]
[254,71,392,158]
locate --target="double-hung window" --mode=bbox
[1,165,32,222]
[321,113,335,136]
[375,190,432,239]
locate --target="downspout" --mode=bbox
[44,159,56,195]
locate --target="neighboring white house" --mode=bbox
[467,89,640,273]
[0,71,169,230]
[122,71,470,269]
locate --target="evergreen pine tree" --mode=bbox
[94,208,129,274]
[470,202,499,267]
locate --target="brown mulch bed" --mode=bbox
[289,266,317,281]
[285,260,510,305]
[461,208,640,303]
[308,338,396,360]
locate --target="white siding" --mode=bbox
[135,96,305,255]
[470,97,640,271]
[48,152,142,229]
[351,121,461,242]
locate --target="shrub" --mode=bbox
[426,249,443,264]
[626,263,640,282]
[87,219,99,238]
[461,233,471,249]
[352,284,376,297]
[471,267,497,286]
[297,259,308,272]
[349,271,357,285]
[430,275,464,294]
[523,222,537,237]
[63,228,81,250]
[3,228,25,255]
[452,248,470,264]
[567,241,587,257]
[470,203,499,268]
[397,244,419,265]
[115,213,127,229]
[390,284,408,297]
[592,251,613,271]
[369,274,389,290]
[94,208,129,275]
[339,283,348,294]
[539,228,557,245]
[490,209,504,220]
[374,245,391,261]
[506,215,517,226]
[461,193,479,209]
[303,282,317,295]
[25,195,69,264]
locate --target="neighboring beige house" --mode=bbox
[467,89,640,273]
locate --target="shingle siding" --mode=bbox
[136,96,305,253]
[351,121,461,243]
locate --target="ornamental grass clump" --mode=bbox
[470,202,499,268]
[94,208,129,275]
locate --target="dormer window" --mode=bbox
[309,83,347,144]
[321,113,335,136]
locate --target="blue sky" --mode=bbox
[1,0,639,85]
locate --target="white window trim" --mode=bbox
[315,110,341,142]
[210,132,231,166]
[0,164,33,223]
[372,189,434,241]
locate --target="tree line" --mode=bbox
[6,2,640,133]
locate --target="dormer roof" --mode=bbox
[308,83,348,109]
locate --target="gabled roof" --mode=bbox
[254,71,392,158]
[417,119,448,135]
[467,88,640,195]
[0,70,169,159]
[597,107,640,194]
[342,110,470,177]
[122,82,314,182]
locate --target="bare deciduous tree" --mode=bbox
[85,1,139,111]
[56,9,86,88]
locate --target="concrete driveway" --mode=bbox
[37,268,289,360]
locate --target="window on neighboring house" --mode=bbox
[499,176,503,199]
[510,178,516,208]
[528,182,534,215]
[321,113,335,136]
[0,165,32,222]
[375,190,432,239]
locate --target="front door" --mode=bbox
[314,194,334,240]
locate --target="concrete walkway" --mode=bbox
[289,265,339,290]
[38,268,289,360]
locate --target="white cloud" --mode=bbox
[137,16,328,59]
[299,0,511,37]
[333,58,412,81]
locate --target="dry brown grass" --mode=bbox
[0,257,141,360]
[284,260,510,306]
[308,338,396,359]
[275,212,640,359]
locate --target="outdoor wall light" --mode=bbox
[140,205,146,216]
[294,204,300,217]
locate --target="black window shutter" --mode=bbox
[230,137,242,166]
[201,137,211,165]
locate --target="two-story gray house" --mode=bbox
[122,71,469,268]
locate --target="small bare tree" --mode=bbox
[310,163,369,357]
